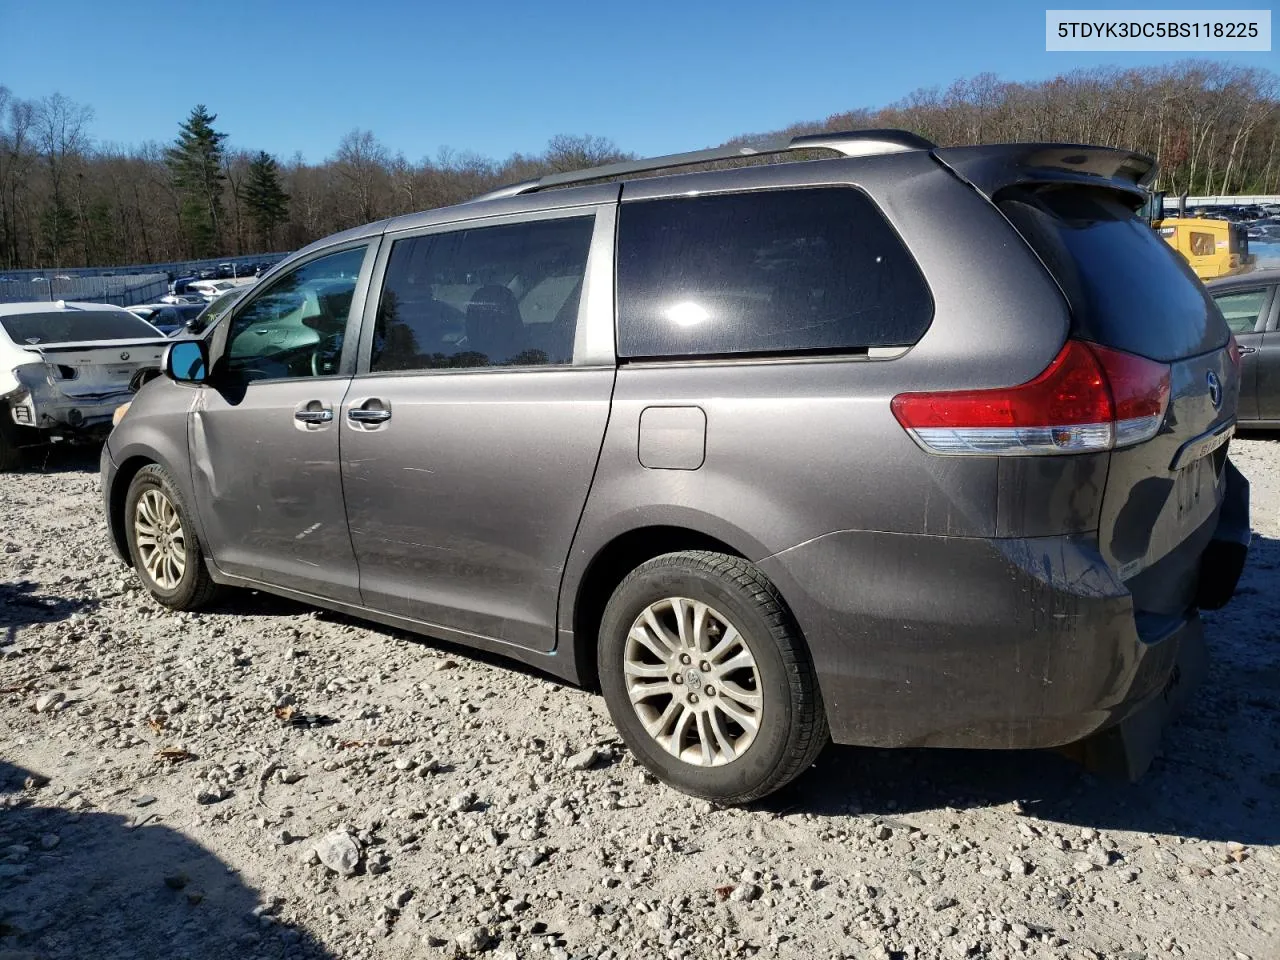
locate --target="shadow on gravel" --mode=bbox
[772,533,1280,849]
[208,589,572,686]
[0,759,336,960]
[16,443,102,474]
[205,588,315,619]
[0,581,98,647]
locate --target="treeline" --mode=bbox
[2,60,1278,270]
[743,62,1280,199]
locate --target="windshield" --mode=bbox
[1,310,162,345]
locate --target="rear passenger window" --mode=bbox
[372,216,594,372]
[1212,289,1269,333]
[616,188,931,359]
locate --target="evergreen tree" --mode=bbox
[165,105,227,257]
[244,151,289,250]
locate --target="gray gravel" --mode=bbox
[1,439,1278,960]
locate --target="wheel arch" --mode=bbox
[568,524,753,690]
[107,454,158,564]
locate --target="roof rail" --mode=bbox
[468,129,936,202]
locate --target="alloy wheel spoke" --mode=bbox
[629,626,675,666]
[642,699,680,738]
[628,679,675,704]
[714,694,759,733]
[669,705,696,756]
[718,679,762,708]
[694,711,715,765]
[713,650,756,676]
[703,625,741,664]
[623,660,671,680]
[708,709,738,760]
[640,608,680,656]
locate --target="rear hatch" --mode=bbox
[995,185,1236,615]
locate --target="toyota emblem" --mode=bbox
[119,351,130,361]
[1206,370,1222,409]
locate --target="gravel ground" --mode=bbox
[1,438,1277,960]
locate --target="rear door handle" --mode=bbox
[348,401,391,425]
[295,407,333,424]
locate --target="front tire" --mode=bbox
[598,551,828,804]
[124,464,218,610]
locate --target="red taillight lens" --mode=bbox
[891,340,1170,456]
[1226,333,1243,371]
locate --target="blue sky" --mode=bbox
[4,0,1276,162]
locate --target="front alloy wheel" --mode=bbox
[133,488,186,589]
[123,463,218,610]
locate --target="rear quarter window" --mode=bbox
[998,187,1228,363]
[616,187,932,359]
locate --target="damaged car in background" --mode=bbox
[0,301,169,469]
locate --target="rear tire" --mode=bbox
[0,411,24,472]
[124,464,219,610]
[598,551,828,804]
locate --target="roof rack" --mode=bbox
[468,129,936,202]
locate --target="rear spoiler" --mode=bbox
[932,144,1157,206]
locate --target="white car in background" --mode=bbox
[189,277,256,302]
[0,301,169,469]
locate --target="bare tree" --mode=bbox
[334,129,390,226]
[33,93,93,265]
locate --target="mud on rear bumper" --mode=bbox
[756,462,1247,769]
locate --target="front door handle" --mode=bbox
[1237,345,1258,355]
[348,401,391,425]
[294,407,333,424]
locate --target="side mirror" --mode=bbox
[164,340,209,384]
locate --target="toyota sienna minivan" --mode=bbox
[101,131,1250,803]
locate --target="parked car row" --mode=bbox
[98,132,1250,803]
[126,302,206,336]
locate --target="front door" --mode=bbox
[341,209,615,651]
[191,243,375,601]
[1257,284,1280,421]
[1211,284,1274,423]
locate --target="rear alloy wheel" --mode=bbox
[124,464,218,610]
[623,597,763,766]
[599,551,829,804]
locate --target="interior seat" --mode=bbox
[465,285,525,365]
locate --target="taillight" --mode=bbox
[1226,333,1243,371]
[891,339,1171,456]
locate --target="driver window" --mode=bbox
[224,246,366,383]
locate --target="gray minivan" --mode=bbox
[101,131,1249,803]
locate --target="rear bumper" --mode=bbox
[757,464,1247,752]
[12,388,130,436]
